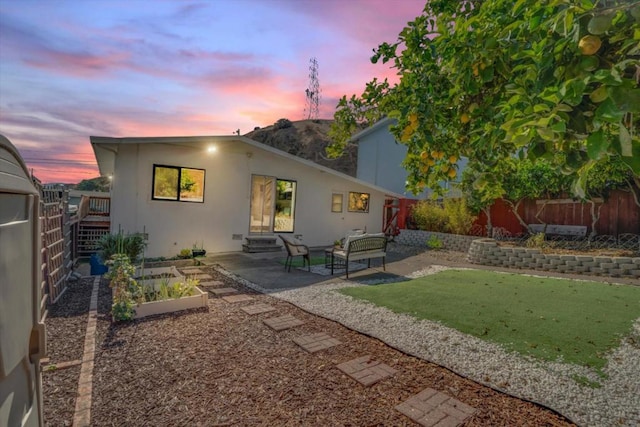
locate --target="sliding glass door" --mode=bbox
[249,175,296,234]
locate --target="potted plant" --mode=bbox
[97,231,147,265]
[191,241,206,258]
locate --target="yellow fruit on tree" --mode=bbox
[579,35,602,55]
[460,113,470,124]
[449,155,458,164]
[420,150,428,160]
[447,168,457,179]
[427,158,436,166]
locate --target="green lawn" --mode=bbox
[340,270,640,373]
[278,256,326,268]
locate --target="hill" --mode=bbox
[245,119,358,176]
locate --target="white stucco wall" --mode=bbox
[109,140,391,257]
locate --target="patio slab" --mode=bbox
[208,287,238,295]
[221,294,254,303]
[293,332,341,353]
[263,314,304,331]
[189,273,213,280]
[180,267,204,274]
[395,388,476,427]
[240,303,277,315]
[336,355,396,386]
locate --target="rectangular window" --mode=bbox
[331,193,343,213]
[152,165,205,203]
[348,192,370,213]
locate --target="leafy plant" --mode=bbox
[526,233,547,249]
[410,200,448,232]
[105,254,141,321]
[98,232,146,264]
[178,248,192,259]
[329,0,639,199]
[426,235,443,250]
[443,198,476,235]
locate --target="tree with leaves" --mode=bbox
[329,0,639,199]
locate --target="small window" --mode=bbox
[331,193,343,213]
[348,192,370,213]
[152,165,205,203]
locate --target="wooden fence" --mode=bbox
[476,190,639,236]
[39,188,80,305]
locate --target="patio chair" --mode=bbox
[279,235,310,272]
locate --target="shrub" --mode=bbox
[410,200,448,232]
[443,198,476,235]
[274,118,293,129]
[526,232,547,249]
[411,198,477,235]
[98,232,146,263]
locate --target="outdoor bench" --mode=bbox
[528,224,587,239]
[331,233,387,278]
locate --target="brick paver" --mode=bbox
[198,280,225,288]
[336,355,396,386]
[263,314,304,331]
[395,388,476,427]
[208,287,238,295]
[293,332,341,353]
[180,268,204,274]
[189,273,213,280]
[240,303,277,315]
[222,294,254,303]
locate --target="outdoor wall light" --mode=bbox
[207,145,217,153]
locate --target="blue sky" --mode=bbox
[0,0,425,183]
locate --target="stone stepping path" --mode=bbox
[336,355,397,387]
[241,303,277,315]
[263,314,304,331]
[293,332,341,353]
[395,388,476,427]
[198,280,225,288]
[208,287,238,295]
[222,294,254,303]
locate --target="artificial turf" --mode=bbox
[340,269,640,372]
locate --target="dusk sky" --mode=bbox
[0,0,425,183]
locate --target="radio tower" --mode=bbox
[304,57,321,120]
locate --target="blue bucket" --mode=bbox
[90,253,108,275]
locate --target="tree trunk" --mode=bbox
[588,200,604,240]
[504,199,531,234]
[483,206,493,238]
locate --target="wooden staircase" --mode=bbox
[242,236,282,253]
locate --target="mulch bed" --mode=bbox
[43,266,574,426]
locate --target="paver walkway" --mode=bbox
[240,303,276,315]
[395,388,476,427]
[180,268,204,274]
[293,332,341,353]
[263,314,305,331]
[336,355,396,387]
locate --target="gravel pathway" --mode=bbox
[218,263,640,427]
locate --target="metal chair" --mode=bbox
[279,235,310,272]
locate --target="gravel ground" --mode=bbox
[223,247,640,427]
[42,264,574,426]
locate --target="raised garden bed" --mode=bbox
[133,285,207,319]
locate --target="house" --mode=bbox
[91,135,401,258]
[351,117,468,198]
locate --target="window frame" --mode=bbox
[152,164,206,203]
[331,193,343,213]
[347,191,370,213]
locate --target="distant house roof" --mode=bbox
[349,117,396,143]
[90,135,403,198]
